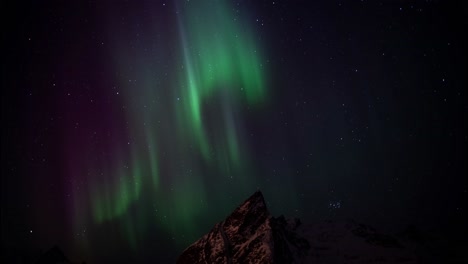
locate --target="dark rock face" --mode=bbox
[177,191,420,263]
[270,216,310,263]
[302,220,419,263]
[177,191,310,264]
[351,223,403,248]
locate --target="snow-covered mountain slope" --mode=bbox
[177,191,420,263]
[300,220,418,263]
[177,191,309,263]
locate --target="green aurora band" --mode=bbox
[72,0,268,250]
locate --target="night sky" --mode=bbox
[2,0,467,263]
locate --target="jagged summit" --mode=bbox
[177,191,309,264]
[247,190,267,204]
[230,190,268,218]
[223,191,269,239]
[177,191,421,264]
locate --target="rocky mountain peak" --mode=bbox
[177,191,309,264]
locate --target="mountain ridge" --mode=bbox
[177,191,428,263]
[177,191,309,263]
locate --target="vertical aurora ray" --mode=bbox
[176,0,267,166]
[70,0,268,252]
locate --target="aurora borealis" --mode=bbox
[71,0,271,252]
[57,2,286,260]
[2,0,467,263]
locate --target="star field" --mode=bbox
[2,0,467,263]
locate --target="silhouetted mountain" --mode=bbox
[177,191,423,263]
[177,191,310,263]
[300,220,417,263]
